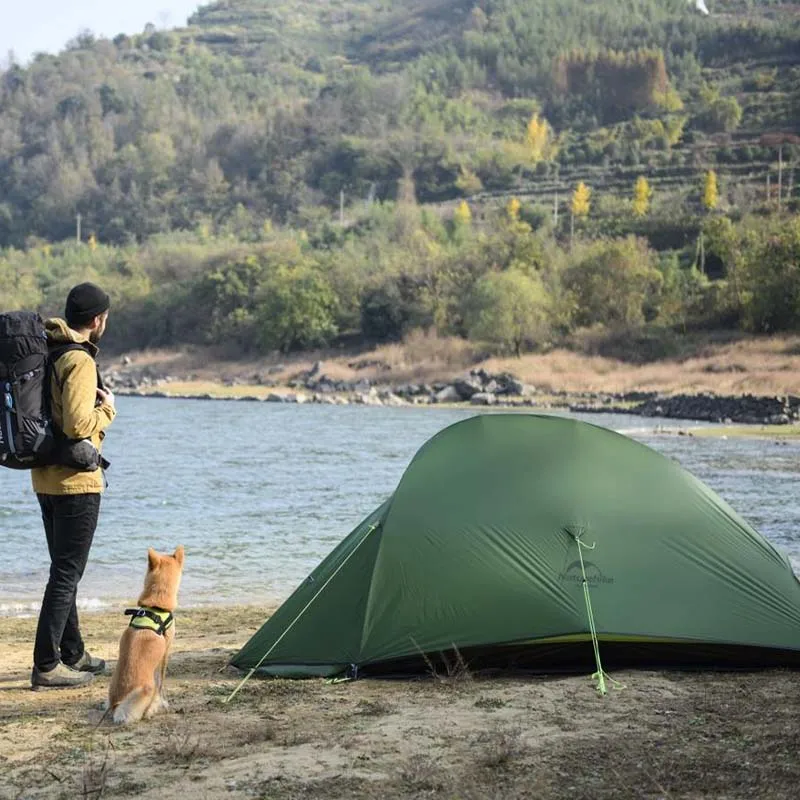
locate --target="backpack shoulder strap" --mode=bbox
[48,343,96,391]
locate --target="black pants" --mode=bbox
[33,494,101,671]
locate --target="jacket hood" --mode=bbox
[45,317,99,357]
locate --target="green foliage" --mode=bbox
[657,255,713,328]
[455,165,483,196]
[195,254,270,349]
[0,249,45,309]
[257,265,338,352]
[0,0,796,246]
[695,84,743,133]
[360,276,428,343]
[563,237,663,328]
[704,215,800,332]
[1,1,799,354]
[468,269,552,356]
[3,204,799,355]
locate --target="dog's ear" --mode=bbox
[147,548,159,570]
[173,545,185,567]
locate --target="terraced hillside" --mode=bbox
[0,0,797,245]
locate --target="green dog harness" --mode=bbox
[124,606,174,636]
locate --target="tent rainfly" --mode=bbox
[231,415,800,682]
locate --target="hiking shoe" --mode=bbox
[67,651,106,675]
[31,662,94,691]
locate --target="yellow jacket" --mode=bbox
[31,319,116,495]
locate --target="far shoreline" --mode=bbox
[115,382,800,439]
[100,334,800,433]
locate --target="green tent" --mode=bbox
[231,415,800,678]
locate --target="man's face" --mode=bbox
[89,311,109,343]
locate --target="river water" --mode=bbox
[1,398,798,615]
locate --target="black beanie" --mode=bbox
[65,282,111,327]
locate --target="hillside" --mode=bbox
[1,1,799,363]
[188,0,476,67]
[0,0,797,246]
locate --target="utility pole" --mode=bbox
[570,209,574,250]
[553,191,559,228]
[76,213,82,243]
[698,230,705,274]
[339,189,344,226]
[778,144,783,208]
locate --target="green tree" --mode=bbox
[194,254,268,348]
[257,265,338,352]
[704,215,800,331]
[738,216,800,332]
[468,269,552,356]
[698,84,743,133]
[564,237,663,328]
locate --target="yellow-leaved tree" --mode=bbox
[571,182,591,218]
[455,165,483,196]
[632,176,652,218]
[703,170,719,211]
[570,182,591,247]
[506,197,521,221]
[453,199,472,227]
[526,114,556,163]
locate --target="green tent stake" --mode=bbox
[568,529,624,696]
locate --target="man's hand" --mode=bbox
[96,387,115,409]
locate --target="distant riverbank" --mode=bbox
[115,379,800,436]
[101,333,800,430]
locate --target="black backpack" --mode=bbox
[0,311,104,471]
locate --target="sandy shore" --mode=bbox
[1,606,797,799]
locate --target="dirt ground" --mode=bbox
[1,606,798,800]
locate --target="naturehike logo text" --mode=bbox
[558,560,614,586]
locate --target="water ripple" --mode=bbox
[1,399,797,614]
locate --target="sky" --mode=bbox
[0,1,204,64]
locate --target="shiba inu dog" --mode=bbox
[107,546,185,724]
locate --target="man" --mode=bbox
[30,282,117,690]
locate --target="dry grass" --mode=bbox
[397,755,449,793]
[81,742,112,800]
[473,727,527,770]
[370,329,482,383]
[414,640,474,685]
[481,334,800,395]
[110,331,800,398]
